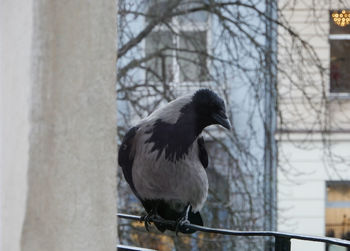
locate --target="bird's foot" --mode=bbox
[175,217,191,236]
[175,204,191,235]
[141,208,161,232]
[140,212,155,232]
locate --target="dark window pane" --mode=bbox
[178,31,209,82]
[330,40,350,93]
[145,31,174,82]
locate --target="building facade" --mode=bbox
[277,1,350,250]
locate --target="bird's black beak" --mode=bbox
[212,110,231,130]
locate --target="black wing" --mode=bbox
[197,136,208,168]
[118,126,140,198]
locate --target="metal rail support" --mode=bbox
[275,237,291,251]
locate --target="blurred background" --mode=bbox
[116,0,350,251]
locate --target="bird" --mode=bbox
[118,89,231,234]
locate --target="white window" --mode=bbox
[145,0,210,85]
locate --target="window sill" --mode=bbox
[327,91,350,100]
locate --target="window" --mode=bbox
[145,31,174,82]
[145,0,210,84]
[329,10,350,93]
[325,181,350,251]
[178,31,208,82]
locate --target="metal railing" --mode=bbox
[117,213,350,251]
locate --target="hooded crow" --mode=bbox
[118,89,231,234]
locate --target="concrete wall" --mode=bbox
[0,1,118,251]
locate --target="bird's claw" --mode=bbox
[141,213,154,232]
[175,218,190,236]
[175,204,192,235]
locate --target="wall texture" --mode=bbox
[0,1,118,251]
[0,0,33,250]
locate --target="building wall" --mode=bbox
[0,1,118,251]
[278,1,350,250]
[278,136,350,250]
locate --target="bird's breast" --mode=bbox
[132,137,208,212]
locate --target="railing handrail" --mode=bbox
[117,213,350,248]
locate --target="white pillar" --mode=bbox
[0,1,118,251]
[0,0,33,250]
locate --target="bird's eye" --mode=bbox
[209,102,217,109]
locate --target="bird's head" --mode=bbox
[191,89,231,131]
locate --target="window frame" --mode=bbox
[328,10,350,98]
[325,180,350,250]
[142,3,212,89]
